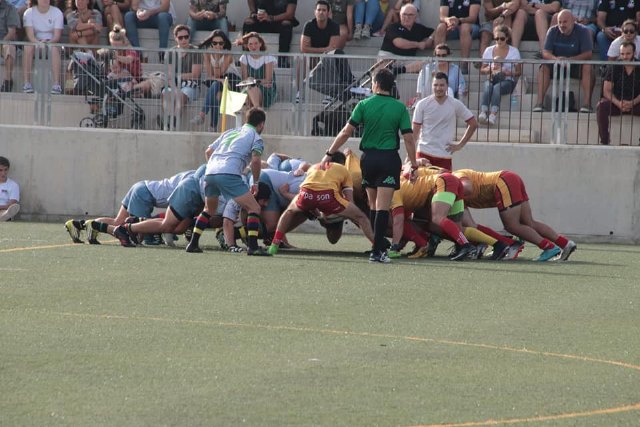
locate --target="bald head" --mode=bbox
[400,4,418,28]
[557,10,575,34]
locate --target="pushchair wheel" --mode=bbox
[79,117,96,127]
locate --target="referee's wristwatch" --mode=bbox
[325,150,335,157]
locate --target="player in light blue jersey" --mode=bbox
[252,168,306,244]
[265,152,311,173]
[64,169,196,244]
[186,107,270,255]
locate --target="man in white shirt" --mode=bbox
[0,156,20,221]
[412,71,477,171]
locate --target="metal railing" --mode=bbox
[1,41,638,146]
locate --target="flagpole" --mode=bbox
[220,77,229,132]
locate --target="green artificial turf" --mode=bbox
[1,223,639,426]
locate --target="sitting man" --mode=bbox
[124,0,176,60]
[66,0,103,48]
[0,156,20,221]
[478,0,520,54]
[187,0,229,37]
[597,41,640,145]
[533,9,594,113]
[379,3,434,74]
[243,0,298,68]
[433,0,481,74]
[511,0,561,51]
[596,0,639,62]
[327,0,353,48]
[267,151,374,256]
[0,0,19,92]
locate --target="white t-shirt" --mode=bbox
[139,0,176,20]
[412,95,474,159]
[239,54,277,71]
[607,35,640,59]
[481,45,521,81]
[23,6,64,41]
[0,178,20,205]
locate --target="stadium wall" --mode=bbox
[1,125,639,243]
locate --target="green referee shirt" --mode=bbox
[349,94,413,151]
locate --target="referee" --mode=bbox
[322,68,418,263]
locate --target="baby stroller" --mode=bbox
[70,51,146,129]
[310,57,395,137]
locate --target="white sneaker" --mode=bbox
[51,84,62,95]
[478,111,488,124]
[362,24,371,39]
[0,204,20,221]
[22,82,34,93]
[560,240,577,261]
[353,24,362,40]
[488,113,497,126]
[190,114,204,125]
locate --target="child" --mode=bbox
[0,156,20,221]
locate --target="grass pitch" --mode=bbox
[1,222,639,426]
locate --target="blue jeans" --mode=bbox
[124,11,173,48]
[481,79,516,112]
[354,0,384,30]
[596,30,613,61]
[187,16,229,37]
[202,80,222,128]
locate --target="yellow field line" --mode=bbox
[23,311,640,426]
[0,240,117,253]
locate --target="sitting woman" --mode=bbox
[238,31,277,109]
[191,29,240,130]
[104,24,141,82]
[66,0,103,48]
[478,25,521,126]
[100,0,131,32]
[352,0,384,39]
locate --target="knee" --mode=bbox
[157,13,172,27]
[124,11,136,25]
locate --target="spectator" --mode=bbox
[327,0,353,48]
[379,3,433,74]
[239,31,277,109]
[1,0,19,92]
[478,25,521,126]
[551,0,598,37]
[434,0,481,74]
[124,0,175,60]
[100,0,130,31]
[66,0,102,48]
[412,71,477,171]
[607,19,640,60]
[22,0,63,94]
[102,24,141,86]
[187,0,228,38]
[299,0,340,101]
[243,0,298,68]
[511,0,561,51]
[533,10,594,113]
[416,43,465,99]
[478,0,520,55]
[597,41,640,144]
[7,0,27,21]
[191,29,240,130]
[0,156,20,222]
[596,0,640,62]
[353,0,384,39]
[374,0,421,38]
[157,25,202,130]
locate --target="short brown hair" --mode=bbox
[173,25,190,37]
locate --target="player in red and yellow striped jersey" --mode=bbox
[454,169,577,261]
[267,152,374,255]
[389,169,476,260]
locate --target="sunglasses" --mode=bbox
[623,29,636,34]
[435,54,448,57]
[494,36,507,41]
[211,41,225,46]
[176,34,190,40]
